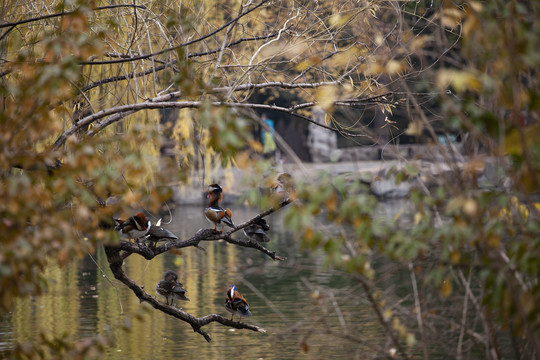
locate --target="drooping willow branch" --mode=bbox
[103,200,290,342]
[0,4,147,42]
[52,93,393,149]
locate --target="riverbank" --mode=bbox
[170,157,474,205]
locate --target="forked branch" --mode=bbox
[103,201,290,341]
[104,245,265,342]
[117,201,290,261]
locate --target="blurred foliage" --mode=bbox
[245,0,540,357]
[3,332,110,360]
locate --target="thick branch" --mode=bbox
[117,201,290,261]
[104,246,265,342]
[52,93,386,149]
[101,201,291,341]
[51,90,182,149]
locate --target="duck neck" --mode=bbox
[208,194,220,208]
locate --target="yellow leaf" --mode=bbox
[331,48,360,67]
[386,60,404,74]
[462,198,478,217]
[393,208,404,222]
[315,86,336,112]
[450,250,460,264]
[410,35,431,51]
[414,212,422,225]
[295,60,311,71]
[406,121,423,137]
[406,333,416,347]
[248,139,263,153]
[504,124,540,156]
[441,278,452,298]
[234,151,251,169]
[383,309,393,321]
[441,7,463,29]
[324,192,337,213]
[329,13,343,27]
[437,69,482,93]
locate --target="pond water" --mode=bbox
[0,202,411,359]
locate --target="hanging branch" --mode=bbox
[0,4,147,41]
[355,274,413,360]
[80,33,280,93]
[80,0,271,66]
[103,200,290,341]
[51,94,388,150]
[104,245,266,342]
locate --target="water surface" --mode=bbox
[1,205,383,359]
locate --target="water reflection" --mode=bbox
[1,203,404,359]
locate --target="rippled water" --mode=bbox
[1,204,390,359]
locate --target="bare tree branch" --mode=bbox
[52,91,392,150]
[80,0,272,66]
[0,4,147,42]
[104,245,265,342]
[99,200,291,341]
[117,201,290,261]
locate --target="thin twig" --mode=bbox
[80,0,271,65]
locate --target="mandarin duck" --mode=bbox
[225,284,252,321]
[204,183,235,231]
[243,217,270,243]
[156,270,189,306]
[144,218,178,248]
[114,212,151,242]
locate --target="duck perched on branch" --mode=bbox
[271,172,296,205]
[204,183,235,231]
[244,218,270,243]
[156,270,189,306]
[114,212,151,242]
[225,284,252,321]
[144,218,178,248]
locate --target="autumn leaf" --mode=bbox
[315,86,337,112]
[441,279,452,298]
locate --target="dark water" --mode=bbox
[1,204,394,359]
